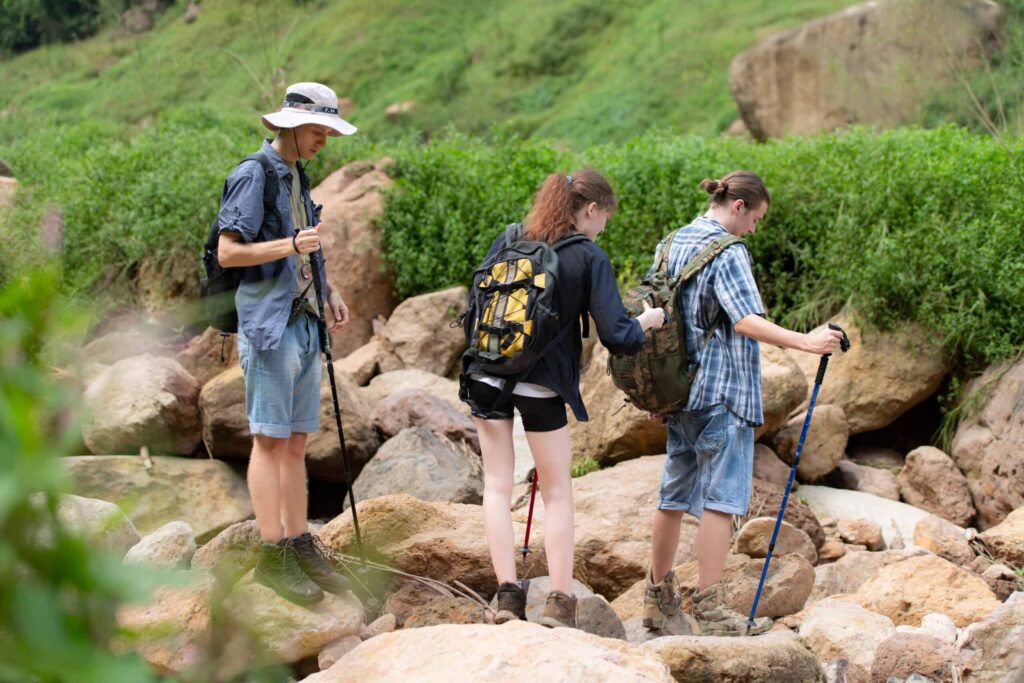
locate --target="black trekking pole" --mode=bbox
[307,247,366,566]
[747,323,850,631]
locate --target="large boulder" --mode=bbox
[798,598,896,675]
[378,286,468,377]
[808,548,926,605]
[305,370,381,482]
[950,356,1024,528]
[305,621,674,682]
[44,493,140,555]
[63,455,252,542]
[198,366,250,459]
[828,459,901,500]
[957,592,1024,682]
[350,427,483,505]
[796,486,930,548]
[569,344,667,466]
[913,514,975,567]
[784,313,949,434]
[371,387,478,452]
[135,244,200,315]
[729,0,1001,140]
[898,446,976,528]
[190,519,261,584]
[174,327,238,386]
[83,355,201,456]
[871,632,959,683]
[512,454,699,599]
[82,328,174,366]
[745,478,825,549]
[318,494,559,594]
[753,444,792,489]
[734,517,818,565]
[487,576,626,640]
[854,554,1000,627]
[978,506,1024,568]
[311,160,398,356]
[383,580,488,629]
[361,369,462,411]
[757,344,808,438]
[123,521,197,569]
[770,404,848,482]
[640,632,825,682]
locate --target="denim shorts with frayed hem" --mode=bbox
[238,313,321,439]
[658,403,754,517]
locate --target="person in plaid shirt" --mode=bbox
[641,170,843,636]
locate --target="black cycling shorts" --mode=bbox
[464,379,567,433]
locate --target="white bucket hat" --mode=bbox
[261,82,356,137]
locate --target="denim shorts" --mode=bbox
[658,403,754,517]
[237,313,321,438]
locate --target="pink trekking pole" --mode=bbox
[520,470,539,560]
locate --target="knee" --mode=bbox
[284,433,308,460]
[483,475,513,502]
[538,475,572,504]
[253,435,289,459]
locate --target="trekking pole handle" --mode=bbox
[815,323,850,385]
[828,323,851,353]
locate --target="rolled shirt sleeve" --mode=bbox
[217,162,265,243]
[712,246,766,325]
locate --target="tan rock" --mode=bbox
[757,344,808,438]
[361,368,462,410]
[83,328,173,365]
[305,369,381,482]
[797,485,930,549]
[336,338,384,386]
[378,286,467,376]
[382,580,487,629]
[729,0,1000,140]
[512,454,698,599]
[734,517,818,565]
[306,621,673,682]
[753,444,792,489]
[44,493,140,556]
[83,355,201,456]
[978,506,1024,567]
[190,519,261,585]
[818,540,847,563]
[746,478,825,549]
[899,446,976,527]
[312,161,398,356]
[951,357,1024,528]
[371,388,478,451]
[871,632,959,683]
[830,459,900,500]
[124,521,196,569]
[174,327,238,386]
[957,592,1024,682]
[809,549,926,605]
[199,366,249,459]
[317,635,361,670]
[849,447,905,472]
[785,313,948,434]
[914,514,975,566]
[64,455,252,542]
[640,631,825,682]
[719,553,816,618]
[855,554,1000,627]
[798,598,896,673]
[136,244,200,315]
[771,404,848,482]
[318,494,557,594]
[836,518,884,551]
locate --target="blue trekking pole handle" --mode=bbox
[747,323,849,629]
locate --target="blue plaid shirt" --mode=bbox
[653,216,766,426]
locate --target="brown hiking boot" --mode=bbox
[254,539,324,607]
[291,532,351,595]
[538,591,577,629]
[692,583,772,637]
[642,568,682,630]
[494,580,528,624]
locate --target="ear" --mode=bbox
[732,199,745,214]
[586,201,599,217]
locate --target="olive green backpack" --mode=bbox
[608,230,743,415]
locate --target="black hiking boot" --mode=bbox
[494,580,529,624]
[254,539,324,607]
[291,532,351,595]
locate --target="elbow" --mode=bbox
[217,250,235,268]
[733,315,757,338]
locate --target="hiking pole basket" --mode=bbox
[747,323,850,630]
[307,247,366,565]
[521,468,539,560]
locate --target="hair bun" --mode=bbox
[700,178,727,195]
[716,181,728,196]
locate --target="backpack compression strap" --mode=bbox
[675,234,744,286]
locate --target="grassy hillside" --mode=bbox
[0,0,856,146]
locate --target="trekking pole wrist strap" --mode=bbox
[292,233,300,254]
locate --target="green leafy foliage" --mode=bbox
[571,456,600,478]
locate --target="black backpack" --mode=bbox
[458,224,589,407]
[199,152,280,334]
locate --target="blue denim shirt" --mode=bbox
[216,140,326,351]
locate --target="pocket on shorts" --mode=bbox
[692,406,729,459]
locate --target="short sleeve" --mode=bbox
[217,162,264,243]
[712,245,765,324]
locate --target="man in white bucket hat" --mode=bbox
[215,82,356,606]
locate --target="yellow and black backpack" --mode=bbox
[458,223,588,407]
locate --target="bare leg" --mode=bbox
[280,432,309,539]
[477,417,517,585]
[525,426,574,595]
[697,509,732,590]
[650,508,685,581]
[249,434,289,543]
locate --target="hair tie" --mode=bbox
[567,174,574,185]
[717,181,728,195]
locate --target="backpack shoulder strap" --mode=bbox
[240,152,280,217]
[552,232,589,251]
[653,228,683,275]
[504,223,524,247]
[676,234,744,285]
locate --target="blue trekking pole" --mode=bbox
[747,323,850,630]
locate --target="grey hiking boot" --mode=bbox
[692,583,772,636]
[538,591,577,629]
[642,568,682,630]
[255,539,324,607]
[494,580,529,624]
[291,532,350,595]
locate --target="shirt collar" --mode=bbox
[260,139,294,180]
[694,215,727,233]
